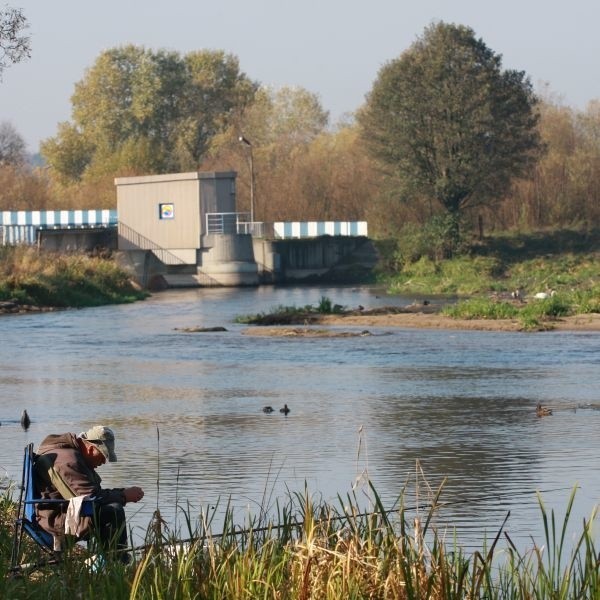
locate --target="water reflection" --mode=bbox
[0,286,598,552]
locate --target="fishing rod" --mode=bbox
[127,483,576,554]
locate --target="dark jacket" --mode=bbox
[35,433,125,537]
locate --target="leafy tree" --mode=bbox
[359,22,541,231]
[42,45,257,182]
[40,122,94,183]
[0,120,26,165]
[179,50,257,167]
[202,85,330,220]
[0,5,30,79]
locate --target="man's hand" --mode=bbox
[124,486,144,504]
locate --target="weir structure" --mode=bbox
[1,171,374,288]
[115,170,260,287]
[114,170,374,289]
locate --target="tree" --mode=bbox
[359,22,541,231]
[503,98,600,229]
[0,120,26,165]
[0,4,30,79]
[42,45,257,182]
[201,85,330,221]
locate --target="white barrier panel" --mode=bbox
[273,221,368,239]
[0,210,118,245]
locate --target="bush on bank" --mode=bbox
[0,247,147,308]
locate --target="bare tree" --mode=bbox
[0,120,26,165]
[0,4,30,79]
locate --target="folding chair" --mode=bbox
[10,443,95,574]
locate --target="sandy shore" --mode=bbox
[243,310,600,335]
[316,311,600,332]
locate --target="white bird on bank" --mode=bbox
[534,290,556,300]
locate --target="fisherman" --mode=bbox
[35,425,144,562]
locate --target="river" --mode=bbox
[1,285,599,552]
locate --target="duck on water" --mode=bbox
[536,403,552,417]
[21,409,31,429]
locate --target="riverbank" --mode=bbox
[242,307,600,335]
[0,246,147,311]
[314,309,600,332]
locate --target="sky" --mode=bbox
[2,0,600,153]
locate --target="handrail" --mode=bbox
[205,212,264,237]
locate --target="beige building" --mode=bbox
[115,171,238,265]
[115,171,260,286]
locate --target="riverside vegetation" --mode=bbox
[379,227,600,330]
[0,246,147,311]
[0,230,598,332]
[2,479,598,599]
[236,230,599,331]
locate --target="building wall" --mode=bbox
[116,173,202,251]
[115,171,237,262]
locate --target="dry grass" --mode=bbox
[2,479,599,599]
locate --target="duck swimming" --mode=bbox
[262,406,274,413]
[280,404,290,415]
[536,403,552,417]
[20,409,31,430]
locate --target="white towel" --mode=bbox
[64,495,90,536]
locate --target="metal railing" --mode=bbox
[205,212,264,237]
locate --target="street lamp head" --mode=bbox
[238,135,251,146]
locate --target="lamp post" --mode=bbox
[238,135,255,227]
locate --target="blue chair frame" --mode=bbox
[10,443,95,573]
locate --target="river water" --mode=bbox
[1,285,599,553]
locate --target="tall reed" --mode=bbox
[2,479,598,599]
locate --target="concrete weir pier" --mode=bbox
[199,233,259,286]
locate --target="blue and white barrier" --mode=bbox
[273,221,367,239]
[0,210,117,227]
[0,210,117,245]
[0,211,368,246]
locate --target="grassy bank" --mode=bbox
[0,247,148,309]
[382,236,600,297]
[377,229,600,329]
[2,481,598,599]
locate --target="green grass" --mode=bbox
[381,229,600,298]
[385,252,600,298]
[442,290,595,330]
[2,479,598,599]
[442,298,519,320]
[235,296,345,324]
[0,246,148,308]
[379,230,600,329]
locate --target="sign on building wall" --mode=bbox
[159,203,174,220]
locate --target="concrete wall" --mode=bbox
[253,236,378,283]
[39,228,117,252]
[117,236,377,289]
